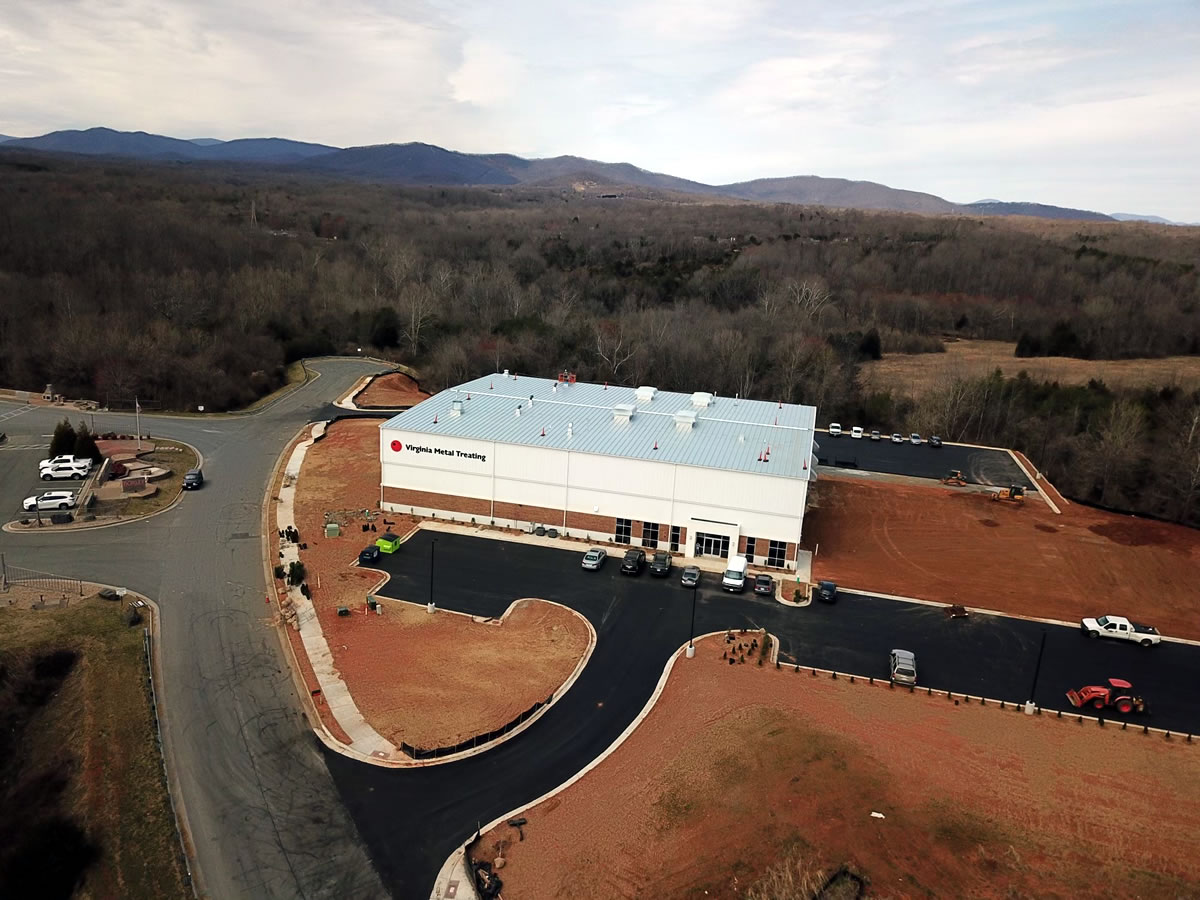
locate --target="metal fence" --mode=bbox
[0,555,84,595]
[400,693,553,760]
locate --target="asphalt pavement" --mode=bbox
[349,532,1200,897]
[815,430,1033,488]
[0,360,391,900]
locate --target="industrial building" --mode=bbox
[379,372,818,570]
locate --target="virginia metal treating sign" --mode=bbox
[390,439,486,463]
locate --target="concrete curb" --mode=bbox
[1007,449,1060,514]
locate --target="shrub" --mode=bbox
[49,419,77,457]
[286,560,307,586]
[273,564,285,580]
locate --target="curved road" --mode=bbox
[0,359,389,900]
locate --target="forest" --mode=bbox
[0,150,1198,525]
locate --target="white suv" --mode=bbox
[41,461,91,480]
[850,426,864,439]
[828,423,842,437]
[23,490,77,511]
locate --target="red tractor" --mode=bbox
[1066,678,1146,714]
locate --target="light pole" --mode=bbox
[1025,630,1047,714]
[427,538,437,613]
[686,583,698,658]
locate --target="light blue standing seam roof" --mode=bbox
[381,373,818,480]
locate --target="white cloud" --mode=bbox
[449,39,525,106]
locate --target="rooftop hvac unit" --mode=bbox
[450,399,463,417]
[674,409,697,430]
[612,403,635,423]
[691,391,713,408]
[635,385,658,402]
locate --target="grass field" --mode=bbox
[860,339,1200,398]
[0,587,188,900]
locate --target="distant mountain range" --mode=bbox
[0,126,1190,224]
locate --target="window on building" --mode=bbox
[616,518,632,544]
[767,540,787,568]
[669,525,681,552]
[642,521,659,549]
[744,537,756,563]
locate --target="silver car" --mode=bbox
[680,565,701,588]
[581,548,607,570]
[890,649,917,685]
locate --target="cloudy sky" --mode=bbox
[2,0,1198,219]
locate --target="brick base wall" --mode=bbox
[493,501,564,527]
[383,486,490,517]
[565,511,616,534]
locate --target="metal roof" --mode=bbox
[381,373,818,479]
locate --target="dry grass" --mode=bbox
[0,587,188,899]
[90,445,199,519]
[860,339,1200,398]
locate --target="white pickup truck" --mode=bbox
[39,454,91,471]
[1080,615,1161,647]
[40,460,92,481]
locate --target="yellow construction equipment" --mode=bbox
[990,485,1026,505]
[940,470,967,486]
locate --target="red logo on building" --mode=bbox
[391,440,403,452]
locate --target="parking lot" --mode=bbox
[372,531,1200,734]
[815,430,1033,488]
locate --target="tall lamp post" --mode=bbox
[686,583,698,658]
[1025,630,1047,714]
[427,538,438,613]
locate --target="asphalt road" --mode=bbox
[815,430,1033,488]
[349,532,1200,897]
[0,360,391,900]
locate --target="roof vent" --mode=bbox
[515,404,522,417]
[567,422,574,438]
[691,391,713,408]
[674,409,697,431]
[450,399,463,417]
[612,403,635,423]
[635,386,658,403]
[502,369,509,376]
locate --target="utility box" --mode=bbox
[325,522,340,538]
[336,606,350,617]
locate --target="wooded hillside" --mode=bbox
[0,152,1197,523]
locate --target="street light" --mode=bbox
[686,583,698,658]
[427,538,438,613]
[1025,630,1047,714]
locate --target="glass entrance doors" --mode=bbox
[694,532,731,559]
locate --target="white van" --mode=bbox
[722,555,748,592]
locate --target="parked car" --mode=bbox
[41,461,91,480]
[850,426,864,440]
[581,547,607,571]
[39,454,89,471]
[182,468,204,490]
[680,565,701,588]
[0,431,7,445]
[1080,615,1161,647]
[890,433,904,444]
[620,548,646,575]
[828,423,842,437]
[890,649,918,685]
[358,545,381,565]
[816,580,838,603]
[753,573,775,596]
[23,490,77,511]
[929,435,943,447]
[649,550,672,577]
[909,433,922,445]
[869,430,881,441]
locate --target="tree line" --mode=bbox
[0,151,1197,523]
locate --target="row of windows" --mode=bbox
[614,519,788,567]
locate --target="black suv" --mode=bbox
[182,468,204,490]
[620,548,646,575]
[816,580,838,603]
[649,550,672,577]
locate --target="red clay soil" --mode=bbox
[289,417,588,750]
[1011,449,1070,510]
[355,372,429,408]
[478,639,1200,899]
[805,475,1200,640]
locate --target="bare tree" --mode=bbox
[593,319,636,379]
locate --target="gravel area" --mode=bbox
[477,638,1200,899]
[289,418,588,751]
[805,474,1200,639]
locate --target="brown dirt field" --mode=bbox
[860,339,1200,398]
[478,639,1200,899]
[290,417,588,751]
[805,476,1200,639]
[355,371,429,408]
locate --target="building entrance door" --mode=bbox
[695,532,730,559]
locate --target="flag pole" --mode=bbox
[135,397,142,451]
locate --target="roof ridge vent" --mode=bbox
[691,391,713,408]
[635,385,658,403]
[450,399,463,417]
[674,409,697,431]
[612,402,635,423]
